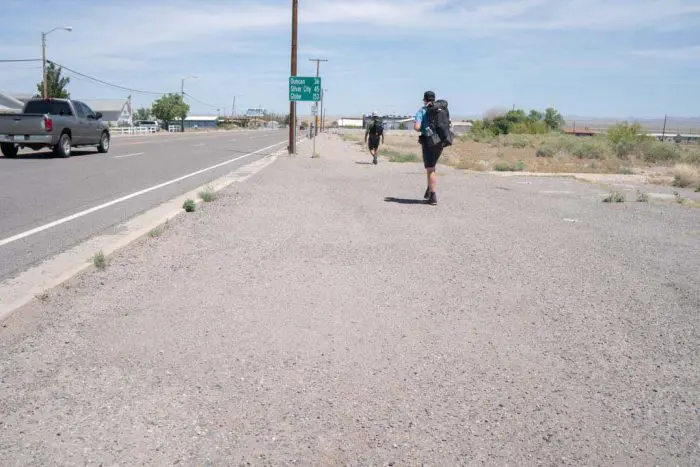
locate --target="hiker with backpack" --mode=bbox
[364,112,384,165]
[414,91,453,205]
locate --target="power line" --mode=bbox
[0,59,42,63]
[183,92,226,110]
[48,60,169,96]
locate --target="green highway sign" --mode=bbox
[289,76,322,101]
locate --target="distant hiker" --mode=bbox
[414,90,453,205]
[364,111,384,165]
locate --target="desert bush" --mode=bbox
[493,161,526,172]
[603,191,626,203]
[503,134,533,148]
[640,141,682,163]
[672,164,700,188]
[567,138,608,159]
[613,139,638,158]
[681,148,700,166]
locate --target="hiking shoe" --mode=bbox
[427,192,438,205]
[373,155,378,165]
[424,187,430,199]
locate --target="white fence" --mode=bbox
[110,126,158,136]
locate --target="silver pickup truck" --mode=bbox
[0,98,111,158]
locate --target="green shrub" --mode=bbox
[568,138,608,159]
[641,141,682,163]
[613,139,638,158]
[493,161,525,172]
[183,199,196,212]
[379,148,420,163]
[503,134,532,148]
[92,251,107,270]
[603,191,626,203]
[607,122,648,145]
[536,146,555,158]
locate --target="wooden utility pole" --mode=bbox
[661,114,667,143]
[289,0,299,155]
[309,58,328,136]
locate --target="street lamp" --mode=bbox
[41,26,72,99]
[180,75,198,132]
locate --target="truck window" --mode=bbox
[73,102,88,119]
[24,100,73,116]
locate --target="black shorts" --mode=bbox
[368,135,380,151]
[421,140,443,169]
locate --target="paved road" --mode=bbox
[0,135,697,465]
[0,129,288,280]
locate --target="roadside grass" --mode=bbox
[603,191,626,203]
[35,291,50,302]
[183,199,196,212]
[371,132,700,183]
[92,250,107,270]
[198,185,216,202]
[380,148,421,163]
[493,161,526,172]
[148,227,162,238]
[636,190,649,203]
[341,134,361,143]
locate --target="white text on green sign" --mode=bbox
[289,77,322,101]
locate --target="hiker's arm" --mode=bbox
[414,109,423,132]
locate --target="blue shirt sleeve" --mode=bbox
[415,107,426,133]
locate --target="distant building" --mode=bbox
[648,132,700,143]
[337,117,364,128]
[564,128,597,137]
[184,115,218,129]
[451,121,473,135]
[362,114,414,130]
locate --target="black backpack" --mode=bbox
[426,99,453,147]
[369,118,383,136]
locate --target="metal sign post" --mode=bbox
[311,104,318,157]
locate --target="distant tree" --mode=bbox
[151,93,189,123]
[544,107,565,131]
[528,109,544,122]
[35,62,70,98]
[673,133,683,144]
[133,106,151,121]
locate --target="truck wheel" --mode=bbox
[54,133,72,158]
[97,132,110,153]
[1,143,18,158]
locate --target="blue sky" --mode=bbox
[1,0,699,118]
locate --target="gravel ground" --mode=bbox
[1,135,698,465]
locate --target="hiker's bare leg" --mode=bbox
[427,167,437,192]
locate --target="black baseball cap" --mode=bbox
[423,90,436,102]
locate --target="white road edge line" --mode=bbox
[114,152,145,159]
[192,143,206,147]
[0,139,287,248]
